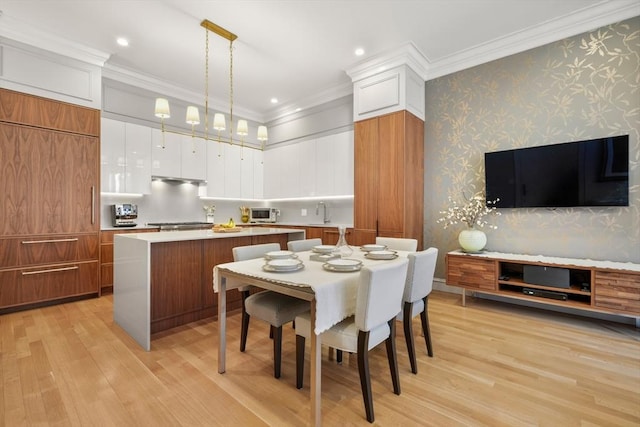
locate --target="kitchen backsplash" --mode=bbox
[100,180,354,229]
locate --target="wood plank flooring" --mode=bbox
[1,291,638,426]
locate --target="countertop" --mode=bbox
[113,227,306,243]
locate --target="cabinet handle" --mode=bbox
[22,238,79,244]
[22,266,79,276]
[91,185,96,225]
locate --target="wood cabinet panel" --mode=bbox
[0,262,98,310]
[0,123,99,236]
[150,241,203,327]
[594,271,640,315]
[353,110,424,249]
[251,233,288,248]
[0,89,100,136]
[446,255,497,290]
[202,236,252,309]
[354,116,378,234]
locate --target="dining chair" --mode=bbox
[233,243,310,378]
[287,238,323,252]
[375,237,418,252]
[294,259,409,423]
[400,247,438,374]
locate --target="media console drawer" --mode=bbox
[446,254,496,291]
[594,271,640,315]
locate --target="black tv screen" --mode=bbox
[485,135,629,208]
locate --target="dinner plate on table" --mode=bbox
[265,250,296,260]
[323,258,362,272]
[263,258,304,272]
[364,250,398,260]
[312,245,336,254]
[360,244,387,252]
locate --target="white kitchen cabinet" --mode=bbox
[224,143,242,197]
[101,118,152,194]
[205,141,226,197]
[151,129,181,178]
[125,123,153,194]
[330,130,354,195]
[252,149,264,199]
[298,139,317,196]
[181,135,207,181]
[263,130,354,199]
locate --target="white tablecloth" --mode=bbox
[214,250,408,334]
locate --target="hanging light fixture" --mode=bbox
[153,19,267,155]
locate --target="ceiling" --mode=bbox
[1,1,638,122]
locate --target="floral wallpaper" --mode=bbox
[425,17,640,277]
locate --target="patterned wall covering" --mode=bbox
[425,17,640,277]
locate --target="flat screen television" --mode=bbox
[485,135,629,208]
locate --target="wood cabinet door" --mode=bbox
[376,111,405,236]
[353,116,378,233]
[0,123,99,236]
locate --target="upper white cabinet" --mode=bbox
[151,129,206,181]
[204,142,264,199]
[181,135,207,181]
[263,130,354,198]
[101,118,152,194]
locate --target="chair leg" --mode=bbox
[336,349,343,364]
[273,326,283,378]
[421,296,433,357]
[296,335,305,389]
[357,330,374,423]
[240,290,251,352]
[403,301,417,374]
[386,319,401,395]
[269,324,274,339]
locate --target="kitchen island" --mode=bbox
[113,227,305,350]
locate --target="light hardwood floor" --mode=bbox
[1,291,638,426]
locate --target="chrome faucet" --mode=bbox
[316,201,330,224]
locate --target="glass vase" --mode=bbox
[333,226,353,258]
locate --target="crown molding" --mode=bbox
[102,63,265,123]
[426,0,640,79]
[0,13,110,66]
[346,41,430,83]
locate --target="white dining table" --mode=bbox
[213,249,409,426]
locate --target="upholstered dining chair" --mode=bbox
[233,243,310,378]
[400,247,438,374]
[294,259,409,423]
[375,237,418,252]
[287,238,323,252]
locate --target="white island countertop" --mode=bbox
[115,227,306,243]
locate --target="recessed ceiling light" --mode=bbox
[117,37,129,47]
[355,47,365,56]
[270,97,278,104]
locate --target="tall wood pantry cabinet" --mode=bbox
[0,88,101,312]
[353,110,424,249]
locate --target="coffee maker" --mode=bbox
[112,204,138,227]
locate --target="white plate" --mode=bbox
[263,263,304,273]
[365,250,398,260]
[265,250,295,259]
[312,245,336,254]
[324,258,362,271]
[361,244,387,252]
[323,263,361,272]
[265,258,304,271]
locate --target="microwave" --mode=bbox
[250,207,279,223]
